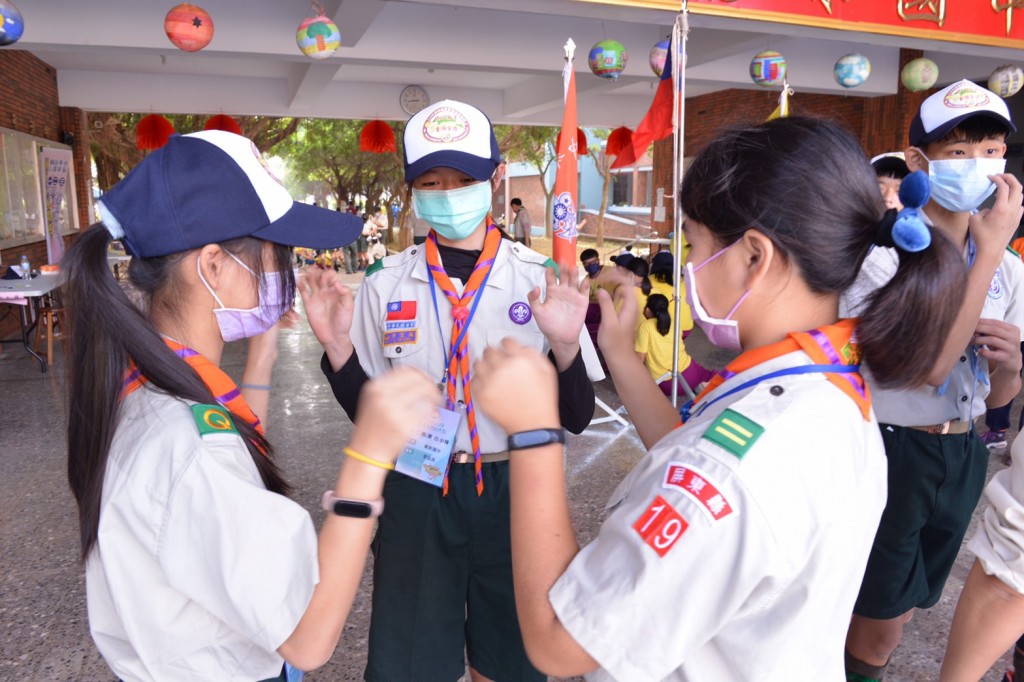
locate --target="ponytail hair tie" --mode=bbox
[873,170,931,253]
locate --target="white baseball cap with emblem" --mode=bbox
[909,79,1016,147]
[403,99,501,183]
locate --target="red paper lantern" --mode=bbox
[165,3,214,52]
[556,127,589,156]
[606,126,633,157]
[359,120,396,154]
[204,114,242,135]
[136,114,175,150]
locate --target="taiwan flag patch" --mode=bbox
[386,301,417,321]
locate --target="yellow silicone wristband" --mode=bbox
[343,446,395,471]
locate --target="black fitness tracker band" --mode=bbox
[506,428,566,451]
[321,491,385,518]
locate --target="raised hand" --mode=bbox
[530,262,588,366]
[473,338,559,434]
[349,367,441,464]
[970,173,1024,259]
[299,267,356,370]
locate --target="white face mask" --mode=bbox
[919,151,1006,212]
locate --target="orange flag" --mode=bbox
[552,39,580,266]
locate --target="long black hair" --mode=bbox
[645,293,672,336]
[64,225,294,560]
[625,257,652,296]
[681,116,965,389]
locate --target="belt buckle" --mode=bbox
[452,451,471,464]
[928,422,951,435]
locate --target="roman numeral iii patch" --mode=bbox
[702,409,764,459]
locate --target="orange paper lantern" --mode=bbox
[165,3,214,52]
[204,114,242,135]
[359,120,396,154]
[606,126,633,157]
[556,127,589,156]
[136,114,175,150]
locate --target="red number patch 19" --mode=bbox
[632,495,688,557]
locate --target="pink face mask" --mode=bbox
[683,242,750,351]
[197,252,289,342]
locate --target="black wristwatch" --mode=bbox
[507,428,566,451]
[322,491,384,518]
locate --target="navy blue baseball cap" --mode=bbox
[98,130,363,258]
[403,99,501,183]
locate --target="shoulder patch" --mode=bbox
[702,408,764,459]
[365,259,384,276]
[1008,245,1021,258]
[191,404,238,437]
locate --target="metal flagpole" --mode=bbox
[669,3,694,408]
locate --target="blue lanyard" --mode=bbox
[680,363,861,422]
[427,252,497,391]
[937,232,989,397]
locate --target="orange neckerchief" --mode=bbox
[425,225,503,496]
[691,319,871,421]
[121,338,264,435]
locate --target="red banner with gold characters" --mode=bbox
[575,0,1024,49]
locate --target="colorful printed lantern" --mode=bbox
[900,57,939,92]
[0,0,24,47]
[833,53,870,88]
[988,64,1024,98]
[589,40,629,81]
[750,50,787,88]
[649,38,669,78]
[296,14,341,60]
[165,3,214,52]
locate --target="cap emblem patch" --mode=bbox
[943,83,991,109]
[422,107,470,143]
[250,141,284,186]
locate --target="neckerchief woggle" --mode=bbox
[681,320,870,423]
[121,338,265,437]
[426,225,503,495]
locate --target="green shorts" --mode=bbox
[365,461,544,682]
[853,424,989,619]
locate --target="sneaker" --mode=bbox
[982,429,1009,450]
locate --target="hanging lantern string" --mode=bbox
[311,0,326,17]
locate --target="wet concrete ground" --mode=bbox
[0,270,1014,681]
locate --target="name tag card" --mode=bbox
[395,407,461,487]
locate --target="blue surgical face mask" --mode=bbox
[413,181,492,241]
[198,252,289,342]
[584,262,601,276]
[919,150,1006,212]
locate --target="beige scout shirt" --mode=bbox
[86,386,318,682]
[351,240,597,455]
[548,350,887,681]
[840,245,1024,426]
[969,435,1024,594]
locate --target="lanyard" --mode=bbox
[428,264,494,401]
[681,363,861,422]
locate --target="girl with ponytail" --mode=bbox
[465,117,968,680]
[65,130,439,681]
[636,292,714,397]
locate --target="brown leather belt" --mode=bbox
[451,451,510,464]
[906,421,972,435]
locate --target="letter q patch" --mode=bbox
[633,495,688,557]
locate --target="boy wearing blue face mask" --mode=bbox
[304,99,597,682]
[842,79,1024,682]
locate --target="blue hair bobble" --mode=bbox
[875,170,931,253]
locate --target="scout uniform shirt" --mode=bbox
[841,243,1024,426]
[86,386,318,682]
[548,320,887,681]
[350,239,596,456]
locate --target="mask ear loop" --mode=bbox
[196,255,229,310]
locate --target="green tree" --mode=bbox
[586,128,612,247]
[494,125,558,237]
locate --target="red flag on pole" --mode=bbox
[551,38,579,266]
[612,40,676,169]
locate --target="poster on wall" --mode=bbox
[40,147,72,265]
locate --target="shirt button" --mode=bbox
[395,346,403,354]
[770,385,784,396]
[960,356,967,362]
[961,395,968,402]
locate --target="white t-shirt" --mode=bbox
[86,386,318,682]
[970,435,1024,595]
[549,347,887,681]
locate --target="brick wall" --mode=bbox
[505,175,548,236]
[0,49,93,340]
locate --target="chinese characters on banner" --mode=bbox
[577,0,1024,48]
[40,147,72,265]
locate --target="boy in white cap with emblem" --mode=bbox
[302,99,596,682]
[841,79,1024,681]
[468,116,967,681]
[61,130,441,681]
